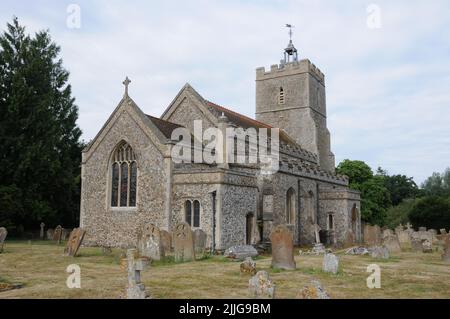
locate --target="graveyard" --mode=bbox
[1,235,449,299]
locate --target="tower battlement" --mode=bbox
[256,59,325,84]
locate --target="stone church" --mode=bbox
[80,39,361,250]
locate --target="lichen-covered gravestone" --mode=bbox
[46,228,54,240]
[0,227,7,253]
[173,222,195,262]
[53,225,63,243]
[322,253,339,274]
[248,271,275,299]
[422,239,433,253]
[61,228,71,241]
[370,246,390,259]
[160,230,172,254]
[193,229,207,259]
[270,224,296,270]
[411,238,422,252]
[297,280,330,299]
[364,225,382,246]
[138,224,164,261]
[64,228,86,257]
[240,257,256,275]
[382,233,401,253]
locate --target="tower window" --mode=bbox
[185,199,201,228]
[278,87,285,105]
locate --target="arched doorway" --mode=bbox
[246,213,254,245]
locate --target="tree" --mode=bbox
[336,159,373,188]
[384,198,417,229]
[409,197,450,230]
[381,173,419,206]
[359,175,391,226]
[0,18,83,234]
[421,168,450,197]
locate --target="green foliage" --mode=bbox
[381,173,419,206]
[409,197,450,230]
[336,159,373,187]
[0,18,83,234]
[421,168,450,197]
[384,199,418,229]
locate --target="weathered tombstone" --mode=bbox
[344,229,356,247]
[0,227,7,253]
[322,253,339,274]
[345,246,369,255]
[240,257,256,275]
[411,238,422,252]
[126,249,150,299]
[160,230,172,254]
[397,229,411,245]
[193,229,207,259]
[382,233,401,253]
[364,224,381,246]
[248,271,275,299]
[422,239,433,253]
[382,229,394,239]
[46,228,54,240]
[224,245,258,261]
[297,280,330,299]
[370,246,390,259]
[173,222,195,262]
[64,228,86,257]
[270,224,296,270]
[419,227,427,232]
[53,225,63,243]
[395,224,404,234]
[39,222,45,240]
[138,224,164,261]
[440,228,447,235]
[441,236,450,263]
[61,228,71,241]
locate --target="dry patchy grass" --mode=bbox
[0,241,449,299]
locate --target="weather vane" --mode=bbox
[285,24,294,41]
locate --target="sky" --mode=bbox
[1,0,450,184]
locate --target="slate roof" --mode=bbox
[146,115,184,139]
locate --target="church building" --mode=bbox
[79,37,361,249]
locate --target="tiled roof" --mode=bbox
[206,101,272,129]
[146,115,184,139]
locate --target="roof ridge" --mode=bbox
[206,100,272,128]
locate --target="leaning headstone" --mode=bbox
[39,223,45,240]
[382,233,401,253]
[224,245,258,261]
[138,224,164,261]
[126,249,150,299]
[370,246,390,259]
[270,224,296,270]
[322,253,339,274]
[193,229,207,259]
[422,239,433,253]
[297,280,330,299]
[64,228,86,257]
[248,271,275,299]
[173,222,195,262]
[411,238,422,252]
[46,228,54,240]
[364,225,381,246]
[160,230,172,254]
[53,225,63,243]
[240,257,256,275]
[441,236,450,263]
[0,227,7,253]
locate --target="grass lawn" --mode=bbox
[0,240,449,299]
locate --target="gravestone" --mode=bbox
[297,280,330,299]
[160,230,172,254]
[248,271,275,299]
[270,224,296,270]
[0,227,7,253]
[224,245,258,261]
[322,253,339,274]
[419,227,427,232]
[382,233,401,253]
[411,238,422,252]
[53,225,63,243]
[440,229,447,235]
[382,229,394,239]
[61,228,71,241]
[64,228,86,257]
[46,228,54,240]
[173,222,195,262]
[126,249,150,299]
[364,225,381,246]
[240,257,256,275]
[193,229,207,259]
[370,246,390,259]
[138,224,164,261]
[345,246,369,255]
[397,229,411,245]
[422,239,433,253]
[442,236,450,263]
[40,223,45,240]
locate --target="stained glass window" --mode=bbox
[185,201,192,226]
[129,162,137,207]
[120,162,128,206]
[193,200,200,227]
[111,142,137,208]
[111,163,119,207]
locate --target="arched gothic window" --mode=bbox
[278,87,285,105]
[111,142,137,207]
[286,188,296,225]
[185,199,200,227]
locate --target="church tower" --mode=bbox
[255,26,335,172]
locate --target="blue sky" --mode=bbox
[1,0,449,184]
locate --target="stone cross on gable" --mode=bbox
[123,76,131,97]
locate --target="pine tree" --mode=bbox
[0,17,83,234]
